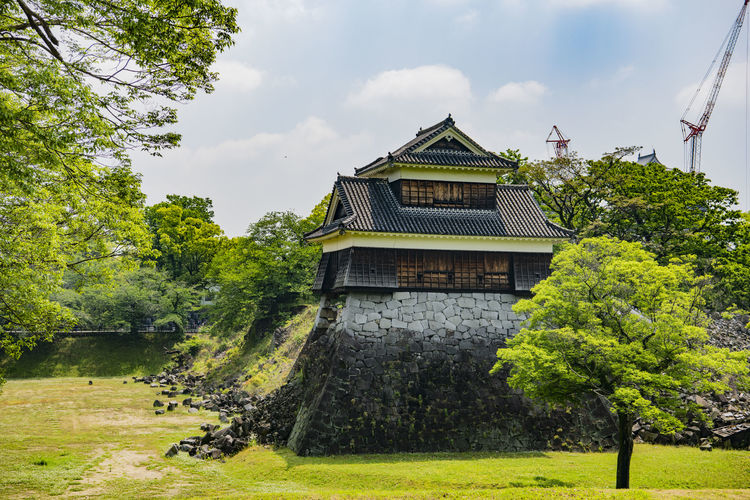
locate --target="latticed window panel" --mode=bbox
[396,249,512,291]
[314,248,550,293]
[347,248,397,288]
[397,180,495,209]
[513,253,552,291]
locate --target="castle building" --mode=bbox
[637,149,663,166]
[286,117,613,456]
[305,115,571,294]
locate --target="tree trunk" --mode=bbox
[616,412,634,489]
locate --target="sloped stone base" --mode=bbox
[286,292,617,456]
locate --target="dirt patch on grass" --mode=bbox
[69,448,175,496]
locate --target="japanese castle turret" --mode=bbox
[305,114,571,294]
[285,117,615,456]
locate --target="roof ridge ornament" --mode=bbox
[445,113,454,126]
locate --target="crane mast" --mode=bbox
[681,0,749,173]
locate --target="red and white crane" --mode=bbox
[681,0,749,173]
[546,125,571,158]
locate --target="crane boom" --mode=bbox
[681,0,749,173]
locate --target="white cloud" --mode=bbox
[675,62,746,114]
[136,117,371,236]
[488,80,548,105]
[231,0,316,20]
[457,9,479,27]
[213,60,264,92]
[347,65,473,110]
[589,64,635,88]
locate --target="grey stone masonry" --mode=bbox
[287,291,618,456]
[327,291,524,340]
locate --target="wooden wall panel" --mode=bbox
[315,248,550,293]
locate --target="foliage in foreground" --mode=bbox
[0,0,239,370]
[493,237,750,488]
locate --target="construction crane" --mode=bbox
[546,125,571,158]
[681,0,749,173]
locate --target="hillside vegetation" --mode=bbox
[176,304,317,395]
[0,333,179,378]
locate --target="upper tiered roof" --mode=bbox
[305,176,572,241]
[355,115,516,176]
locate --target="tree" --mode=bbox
[209,196,329,336]
[492,237,749,489]
[0,1,238,363]
[587,160,741,266]
[506,152,606,232]
[71,267,200,335]
[711,212,750,309]
[145,197,225,286]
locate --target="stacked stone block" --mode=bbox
[286,291,617,456]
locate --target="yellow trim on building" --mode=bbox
[385,165,499,183]
[313,231,563,253]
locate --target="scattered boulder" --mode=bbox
[165,443,179,457]
[153,400,164,407]
[88,380,93,385]
[155,409,165,415]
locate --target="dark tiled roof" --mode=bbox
[637,149,663,166]
[305,177,573,240]
[355,116,516,175]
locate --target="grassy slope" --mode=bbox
[1,333,178,378]
[1,377,749,498]
[185,304,316,395]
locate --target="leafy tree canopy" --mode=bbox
[209,195,330,337]
[56,266,201,335]
[493,237,749,488]
[0,0,237,360]
[145,196,224,285]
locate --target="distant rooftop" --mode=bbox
[637,149,662,166]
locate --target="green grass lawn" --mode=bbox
[0,333,178,378]
[0,377,748,499]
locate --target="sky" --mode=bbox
[131,0,750,236]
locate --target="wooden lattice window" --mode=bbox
[513,253,552,291]
[396,249,512,290]
[346,248,397,288]
[397,180,495,209]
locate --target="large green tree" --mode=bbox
[493,237,749,489]
[209,196,329,337]
[586,160,741,266]
[65,267,200,335]
[145,196,224,286]
[0,1,238,363]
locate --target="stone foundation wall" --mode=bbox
[334,290,523,342]
[286,291,617,456]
